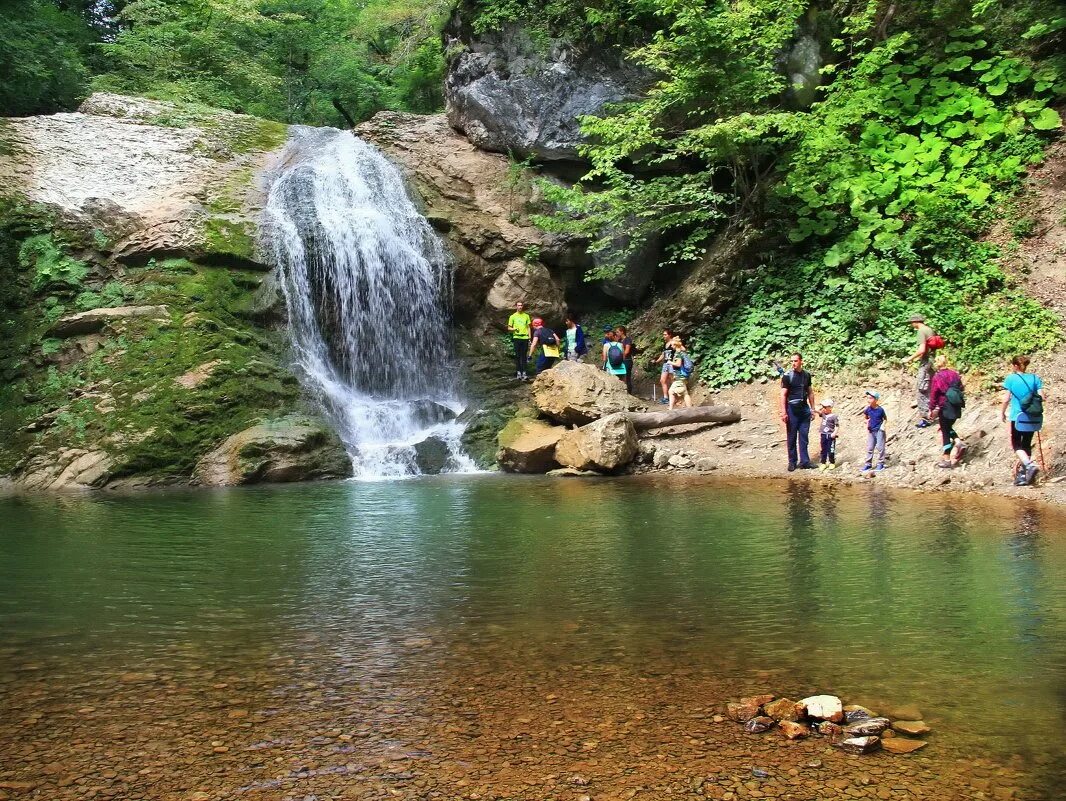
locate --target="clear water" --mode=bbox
[261,126,473,477]
[1,477,1064,799]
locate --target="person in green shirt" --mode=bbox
[901,314,935,428]
[507,301,532,380]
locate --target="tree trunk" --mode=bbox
[331,98,357,129]
[626,405,741,432]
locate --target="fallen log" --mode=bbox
[626,404,742,432]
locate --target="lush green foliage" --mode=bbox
[515,0,1065,384]
[1,0,448,124]
[0,0,97,116]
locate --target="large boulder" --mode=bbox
[532,361,645,426]
[554,413,637,472]
[193,415,352,486]
[443,10,652,162]
[496,417,565,473]
[485,259,566,321]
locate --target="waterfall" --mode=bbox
[261,126,474,478]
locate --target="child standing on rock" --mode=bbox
[861,390,888,473]
[817,399,839,470]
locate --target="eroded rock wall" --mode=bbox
[0,94,350,490]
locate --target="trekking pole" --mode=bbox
[1037,430,1048,476]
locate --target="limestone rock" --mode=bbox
[798,695,844,723]
[881,738,928,754]
[844,717,891,737]
[531,360,644,426]
[695,457,718,472]
[485,259,566,321]
[667,453,694,469]
[496,418,565,473]
[174,359,224,390]
[838,736,882,755]
[14,449,113,491]
[891,720,931,737]
[555,414,637,472]
[193,415,352,486]
[744,716,775,734]
[443,10,651,161]
[0,93,285,265]
[742,694,776,708]
[652,448,674,469]
[779,721,810,740]
[48,305,170,337]
[764,698,802,723]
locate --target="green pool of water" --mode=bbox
[1,475,1064,796]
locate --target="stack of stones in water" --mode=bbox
[724,694,932,755]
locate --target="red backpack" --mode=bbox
[926,334,945,350]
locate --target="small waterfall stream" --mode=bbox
[261,126,474,478]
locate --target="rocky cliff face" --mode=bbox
[443,9,651,163]
[0,94,351,490]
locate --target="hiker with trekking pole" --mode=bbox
[901,314,945,428]
[1001,355,1047,487]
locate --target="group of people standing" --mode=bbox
[780,315,1048,486]
[507,302,1049,487]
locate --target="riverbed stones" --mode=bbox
[813,721,844,740]
[764,697,801,722]
[726,701,761,723]
[886,703,924,721]
[881,737,929,754]
[844,704,877,723]
[531,361,644,426]
[778,721,809,740]
[844,717,891,737]
[554,413,637,472]
[192,415,353,486]
[496,418,565,473]
[892,719,931,736]
[838,736,882,755]
[744,716,775,734]
[798,695,844,722]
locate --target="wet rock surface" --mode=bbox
[495,417,565,472]
[192,415,353,486]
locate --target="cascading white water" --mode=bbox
[261,126,475,478]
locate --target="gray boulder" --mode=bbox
[444,11,651,161]
[193,415,353,486]
[413,436,450,475]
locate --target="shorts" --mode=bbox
[670,380,689,397]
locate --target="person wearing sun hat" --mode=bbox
[817,398,839,470]
[861,389,888,473]
[902,313,936,427]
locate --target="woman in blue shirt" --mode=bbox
[1000,355,1046,486]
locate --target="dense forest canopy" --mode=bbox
[0,0,449,124]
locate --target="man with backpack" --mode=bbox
[901,314,944,428]
[602,330,628,383]
[929,354,966,468]
[780,352,817,471]
[615,326,637,394]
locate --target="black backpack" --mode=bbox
[1012,376,1043,422]
[943,377,965,419]
[607,341,625,368]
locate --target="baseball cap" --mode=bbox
[864,390,881,400]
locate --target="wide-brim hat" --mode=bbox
[908,314,926,323]
[819,398,834,408]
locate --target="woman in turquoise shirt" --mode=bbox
[1000,355,1046,486]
